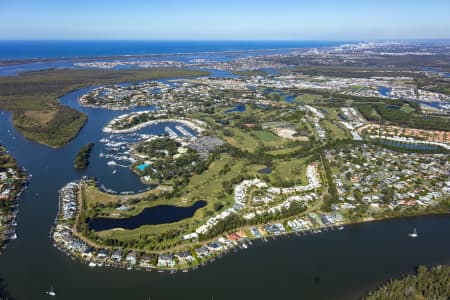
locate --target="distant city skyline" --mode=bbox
[1,0,449,40]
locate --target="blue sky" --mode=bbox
[1,0,449,40]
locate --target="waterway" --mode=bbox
[0,84,449,300]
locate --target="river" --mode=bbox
[0,86,449,300]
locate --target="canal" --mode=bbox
[0,87,449,300]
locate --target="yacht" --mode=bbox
[107,160,117,166]
[408,228,418,238]
[46,285,56,297]
[112,170,117,175]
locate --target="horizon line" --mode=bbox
[1,38,450,42]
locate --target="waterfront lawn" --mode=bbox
[82,184,171,218]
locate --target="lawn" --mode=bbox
[253,130,281,144]
[269,157,310,186]
[322,120,351,140]
[221,127,260,152]
[92,153,248,242]
[294,93,323,104]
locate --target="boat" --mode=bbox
[112,170,117,175]
[338,226,344,230]
[408,228,418,238]
[107,161,117,166]
[88,262,96,268]
[46,285,56,297]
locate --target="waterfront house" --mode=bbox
[111,250,122,261]
[139,254,154,268]
[126,251,138,265]
[174,251,194,264]
[195,246,209,258]
[157,254,175,267]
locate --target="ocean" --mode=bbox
[0,40,344,60]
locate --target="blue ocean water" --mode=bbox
[0,40,344,60]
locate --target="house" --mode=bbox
[175,251,194,264]
[158,254,175,267]
[96,249,109,259]
[206,242,223,252]
[195,246,209,258]
[139,254,154,268]
[125,251,138,265]
[111,250,122,261]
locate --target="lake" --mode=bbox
[89,200,207,231]
[224,104,246,114]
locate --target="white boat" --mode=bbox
[107,161,117,166]
[408,228,418,238]
[88,262,97,268]
[112,170,117,175]
[338,226,344,230]
[46,285,56,297]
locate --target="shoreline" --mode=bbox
[50,179,449,272]
[103,114,206,134]
[0,167,30,255]
[0,43,342,66]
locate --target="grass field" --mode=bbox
[294,93,324,104]
[269,157,310,186]
[222,128,260,152]
[90,153,247,242]
[0,68,208,147]
[253,130,281,144]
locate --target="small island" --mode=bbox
[74,143,94,169]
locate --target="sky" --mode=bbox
[0,0,449,40]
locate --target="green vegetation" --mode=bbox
[74,143,94,169]
[0,145,25,252]
[364,265,450,300]
[356,102,450,131]
[253,130,281,143]
[133,138,207,186]
[294,93,324,104]
[416,77,450,96]
[76,105,321,250]
[0,68,208,147]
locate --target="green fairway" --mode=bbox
[253,130,281,143]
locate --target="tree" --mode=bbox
[382,186,394,203]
